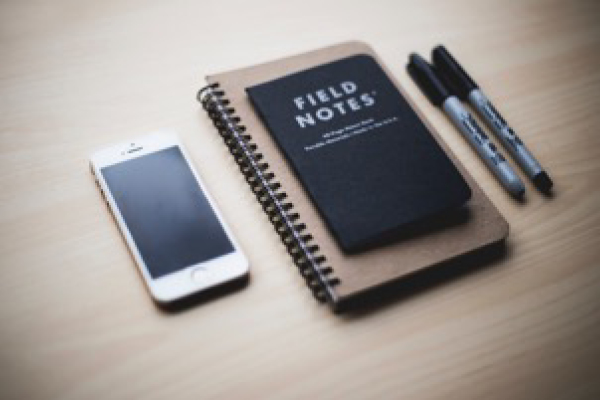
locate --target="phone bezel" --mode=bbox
[90,131,248,303]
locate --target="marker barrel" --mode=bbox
[467,89,549,188]
[443,97,525,198]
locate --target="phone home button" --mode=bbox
[191,267,209,283]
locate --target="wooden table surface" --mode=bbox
[1,0,599,399]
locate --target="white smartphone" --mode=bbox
[90,131,248,304]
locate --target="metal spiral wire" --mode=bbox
[197,83,340,304]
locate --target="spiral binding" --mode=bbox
[197,83,340,305]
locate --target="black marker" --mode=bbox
[407,53,525,198]
[432,45,553,193]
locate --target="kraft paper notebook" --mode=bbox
[197,41,508,312]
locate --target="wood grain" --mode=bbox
[1,0,599,399]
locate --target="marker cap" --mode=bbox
[432,45,478,100]
[407,53,451,107]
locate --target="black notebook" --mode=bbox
[246,55,471,252]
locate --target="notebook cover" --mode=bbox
[205,41,508,310]
[245,55,471,253]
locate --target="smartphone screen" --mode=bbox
[100,146,234,279]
